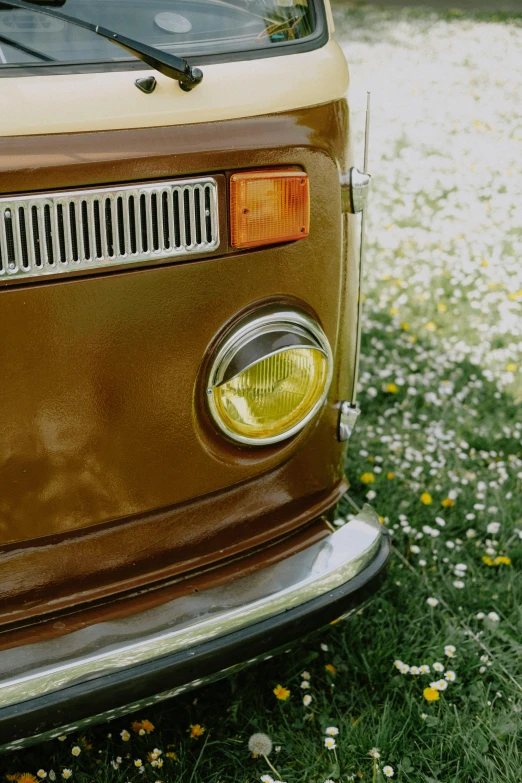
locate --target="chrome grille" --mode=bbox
[0,177,219,281]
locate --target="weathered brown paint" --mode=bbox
[0,100,358,636]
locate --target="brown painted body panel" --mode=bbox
[0,100,359,632]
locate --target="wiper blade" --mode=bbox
[0,30,56,62]
[3,0,203,90]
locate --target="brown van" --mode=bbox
[0,0,389,750]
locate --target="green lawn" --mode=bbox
[3,4,522,782]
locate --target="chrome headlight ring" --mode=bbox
[206,308,333,446]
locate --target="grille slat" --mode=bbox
[0,178,219,282]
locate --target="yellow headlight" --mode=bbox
[213,347,329,441]
[206,310,333,445]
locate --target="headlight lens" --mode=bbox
[206,310,332,445]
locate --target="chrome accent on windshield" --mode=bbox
[0,505,383,709]
[0,177,219,282]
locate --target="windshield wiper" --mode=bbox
[2,0,203,91]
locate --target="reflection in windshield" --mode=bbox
[0,0,316,67]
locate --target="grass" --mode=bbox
[2,4,522,782]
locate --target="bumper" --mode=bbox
[0,504,390,752]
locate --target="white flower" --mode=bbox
[260,776,274,783]
[433,662,444,672]
[421,713,427,720]
[300,680,310,689]
[394,659,404,669]
[37,772,47,779]
[419,664,430,674]
[410,666,420,675]
[383,766,395,778]
[430,679,448,691]
[476,612,485,620]
[58,736,67,742]
[445,671,456,681]
[325,727,339,736]
[303,694,312,706]
[488,611,500,622]
[120,729,130,741]
[410,545,421,554]
[399,663,410,674]
[444,645,457,657]
[71,746,81,757]
[134,760,143,768]
[61,772,72,781]
[320,643,329,652]
[49,774,56,782]
[487,522,501,534]
[453,580,465,589]
[368,748,381,759]
[324,737,336,750]
[249,734,273,756]
[301,671,311,680]
[427,597,439,607]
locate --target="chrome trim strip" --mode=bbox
[0,177,219,282]
[0,505,382,709]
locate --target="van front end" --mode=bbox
[0,0,389,750]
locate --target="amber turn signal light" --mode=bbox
[230,169,310,249]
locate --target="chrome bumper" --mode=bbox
[0,504,383,712]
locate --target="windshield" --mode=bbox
[0,0,321,69]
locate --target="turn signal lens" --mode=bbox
[230,169,309,249]
[213,348,329,441]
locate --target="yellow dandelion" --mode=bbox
[400,322,409,330]
[385,383,399,393]
[165,751,178,759]
[441,497,455,508]
[387,472,395,480]
[482,555,494,566]
[420,492,432,505]
[390,307,399,315]
[481,259,489,267]
[325,664,337,675]
[423,687,440,702]
[273,684,290,701]
[506,364,517,372]
[141,720,155,734]
[437,303,447,312]
[360,472,375,484]
[16,776,39,783]
[494,556,511,566]
[188,724,205,739]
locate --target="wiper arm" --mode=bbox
[0,30,56,62]
[3,0,203,90]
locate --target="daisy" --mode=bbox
[426,597,439,607]
[300,681,310,689]
[368,748,381,759]
[383,766,394,778]
[433,662,444,672]
[37,773,47,779]
[71,747,81,757]
[419,664,430,674]
[61,773,72,781]
[488,611,500,622]
[410,666,420,675]
[120,729,130,741]
[303,694,312,706]
[325,727,339,736]
[445,671,456,681]
[324,737,336,750]
[444,645,457,657]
